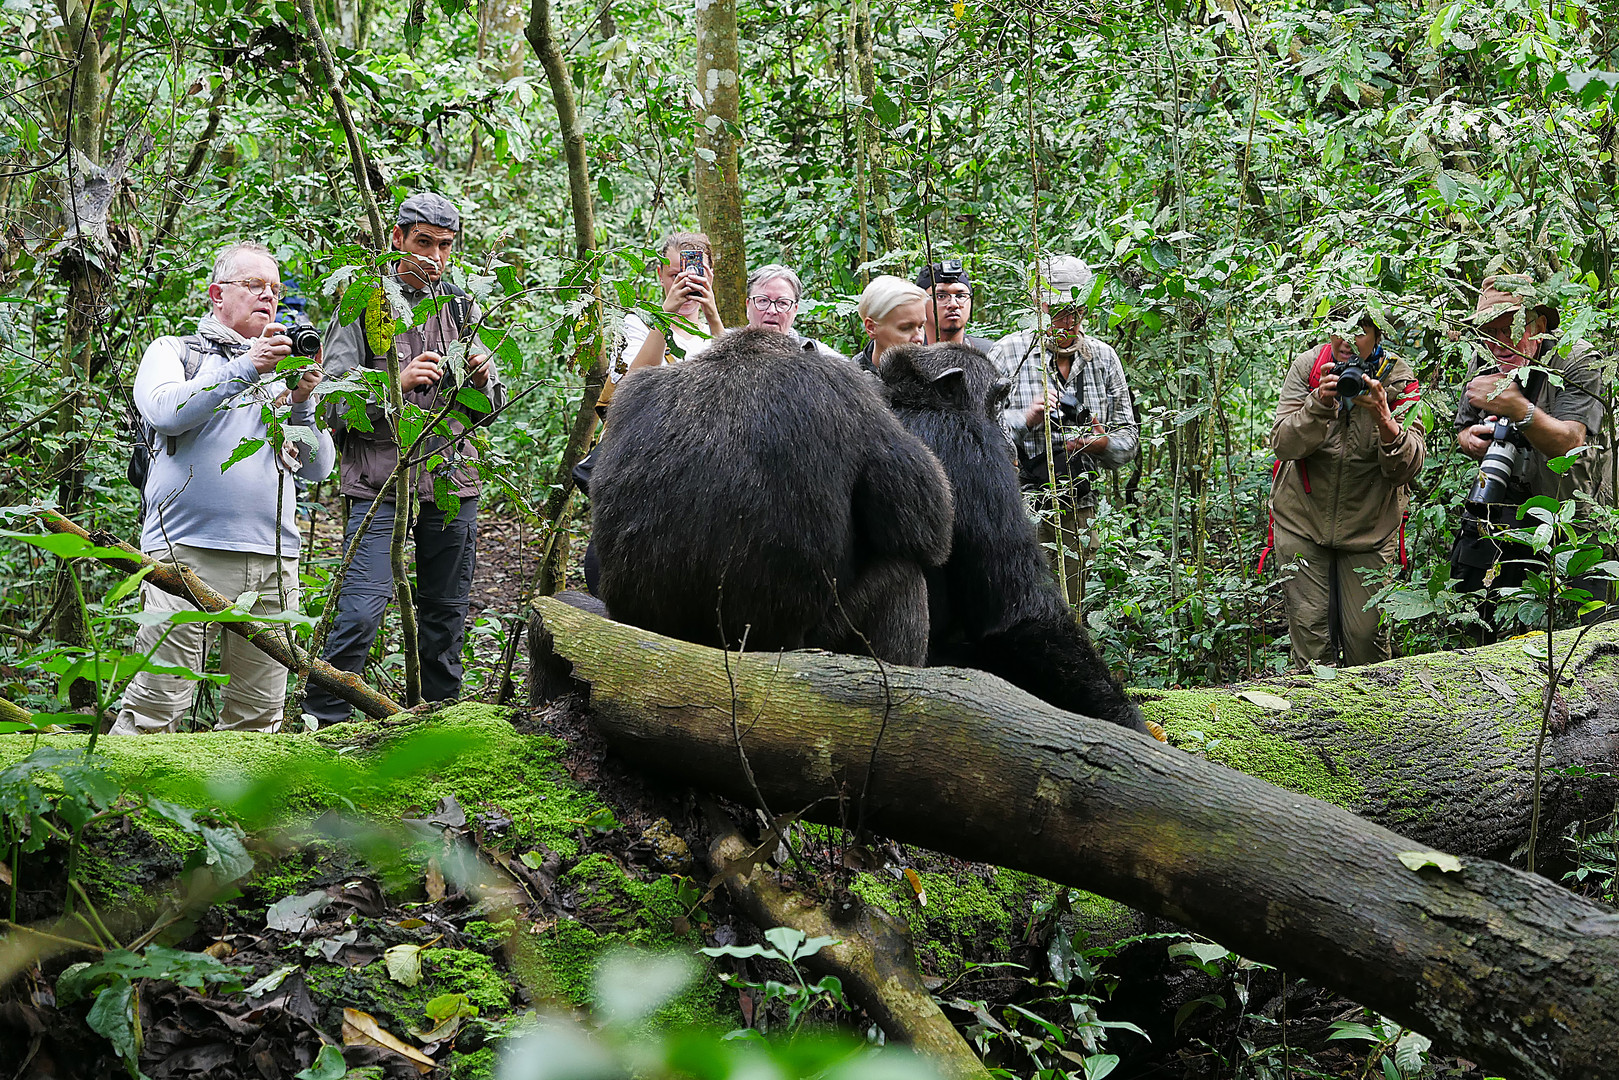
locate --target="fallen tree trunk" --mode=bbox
[528,596,1619,1080]
[1136,624,1619,860]
[38,510,403,720]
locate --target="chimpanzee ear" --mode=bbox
[930,366,968,407]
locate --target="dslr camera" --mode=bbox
[1334,343,1392,401]
[1055,389,1092,430]
[283,313,322,358]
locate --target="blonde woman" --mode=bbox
[853,275,927,373]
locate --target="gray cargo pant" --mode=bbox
[304,497,478,723]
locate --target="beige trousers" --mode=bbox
[1273,525,1401,669]
[111,544,299,735]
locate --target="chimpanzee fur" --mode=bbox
[880,343,1149,733]
[589,328,954,663]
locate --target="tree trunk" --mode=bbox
[525,0,606,596]
[693,0,747,327]
[528,597,1619,1080]
[299,0,421,702]
[852,0,900,261]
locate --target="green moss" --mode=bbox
[849,867,1065,977]
[449,1047,497,1080]
[303,946,515,1031]
[463,918,518,951]
[0,705,603,867]
[531,853,729,1028]
[1140,689,1365,807]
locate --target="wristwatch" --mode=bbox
[1521,402,1537,427]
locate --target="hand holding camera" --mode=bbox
[402,350,445,391]
[247,325,294,374]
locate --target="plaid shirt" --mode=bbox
[988,329,1140,502]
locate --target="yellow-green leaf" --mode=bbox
[1398,850,1462,874]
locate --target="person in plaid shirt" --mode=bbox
[988,256,1139,608]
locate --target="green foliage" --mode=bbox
[701,926,850,1037]
[499,948,938,1080]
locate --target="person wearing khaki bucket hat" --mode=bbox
[1452,272,1609,619]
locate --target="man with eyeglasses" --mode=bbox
[990,255,1139,609]
[305,192,506,725]
[743,264,843,361]
[113,241,335,735]
[916,259,996,355]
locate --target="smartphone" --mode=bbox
[680,249,706,279]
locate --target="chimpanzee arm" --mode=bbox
[853,423,954,567]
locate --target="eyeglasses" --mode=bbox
[934,291,973,306]
[749,295,797,313]
[220,277,284,299]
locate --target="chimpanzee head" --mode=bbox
[881,343,1010,422]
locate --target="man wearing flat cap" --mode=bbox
[1452,273,1608,606]
[916,259,997,355]
[305,192,506,724]
[990,255,1139,609]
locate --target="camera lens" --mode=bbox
[1336,364,1367,398]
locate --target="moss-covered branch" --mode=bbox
[528,596,1619,1080]
[37,509,403,719]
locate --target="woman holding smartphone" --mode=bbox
[615,232,726,385]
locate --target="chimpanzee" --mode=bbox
[880,342,1150,734]
[588,328,954,664]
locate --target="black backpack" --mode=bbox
[126,335,226,525]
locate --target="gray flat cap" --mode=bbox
[397,192,460,232]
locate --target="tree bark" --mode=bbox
[525,0,607,596]
[852,0,900,262]
[528,597,1619,1080]
[693,0,747,327]
[707,823,990,1079]
[38,510,404,720]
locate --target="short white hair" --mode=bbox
[748,264,802,300]
[857,275,927,324]
[212,241,274,284]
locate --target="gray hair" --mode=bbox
[211,241,274,284]
[747,264,802,301]
[857,275,927,324]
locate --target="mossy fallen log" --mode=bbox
[527,595,1619,1080]
[1142,622,1619,859]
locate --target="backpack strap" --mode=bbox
[162,335,225,455]
[1306,342,1334,390]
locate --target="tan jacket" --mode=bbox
[1269,345,1426,553]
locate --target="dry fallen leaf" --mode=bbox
[342,1007,435,1073]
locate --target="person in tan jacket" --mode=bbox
[1262,314,1425,667]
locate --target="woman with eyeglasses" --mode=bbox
[744,265,844,361]
[853,275,928,375]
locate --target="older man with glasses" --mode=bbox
[916,259,997,355]
[113,241,334,734]
[744,264,844,361]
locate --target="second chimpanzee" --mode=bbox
[589,328,954,663]
[880,342,1150,734]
